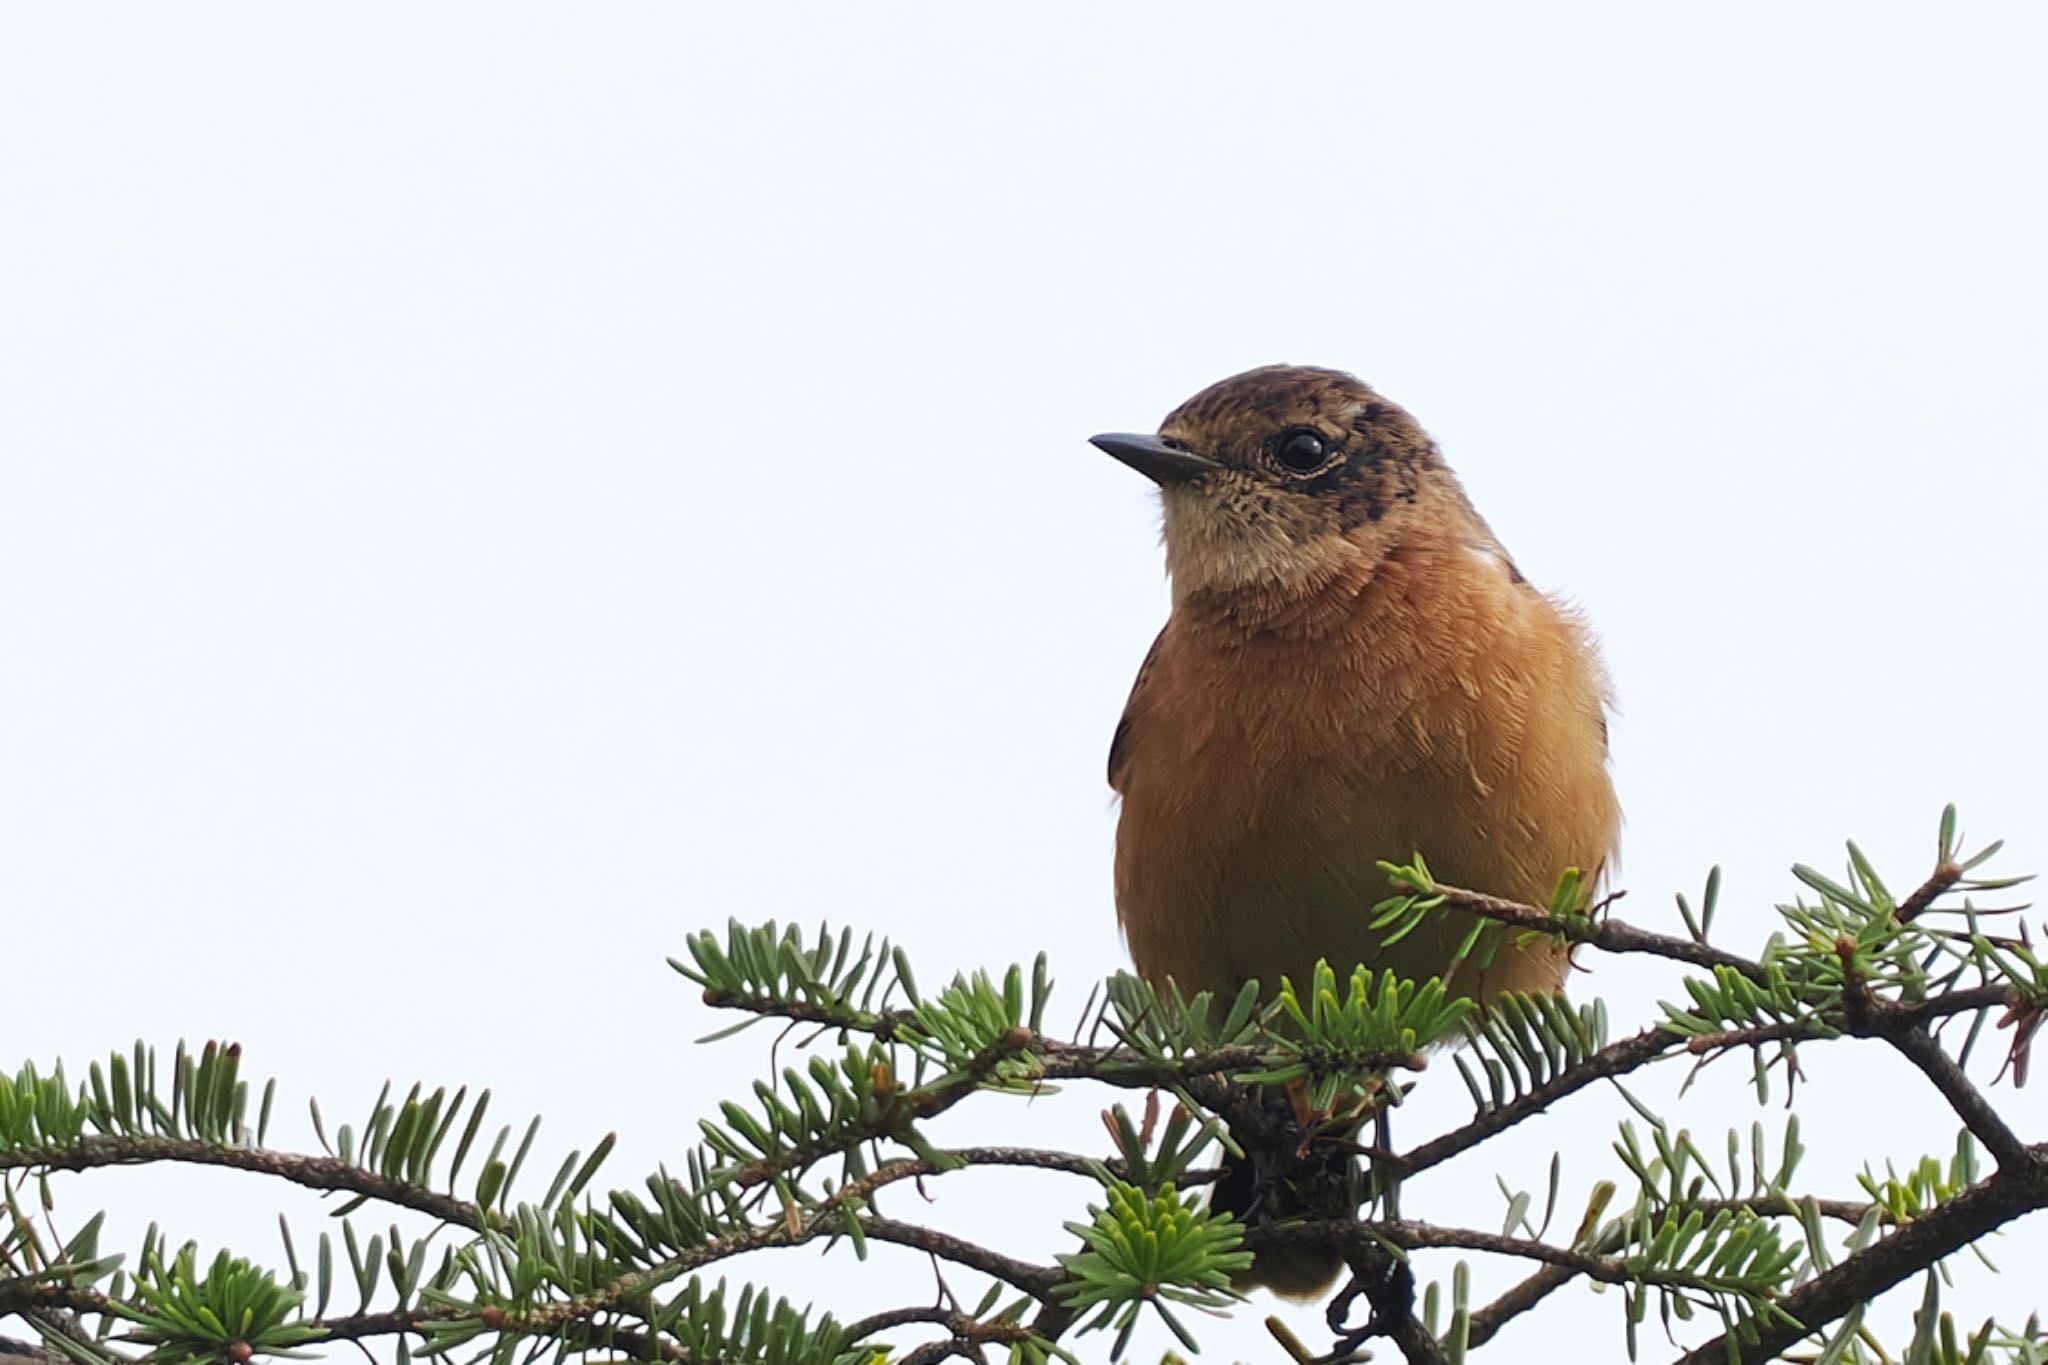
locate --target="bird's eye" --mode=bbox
[1274,428,1331,475]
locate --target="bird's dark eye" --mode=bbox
[1274,428,1331,475]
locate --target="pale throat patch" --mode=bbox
[1157,484,1355,602]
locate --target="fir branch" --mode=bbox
[8,812,2040,1365]
[838,1304,1015,1346]
[0,1138,489,1231]
[832,1146,1167,1211]
[696,989,916,1040]
[486,1210,1063,1336]
[1394,1026,1677,1177]
[1674,1145,2048,1365]
[1266,1217,1767,1296]
[0,1285,113,1329]
[838,1306,1035,1363]
[1852,992,2032,1170]
[858,1217,1066,1299]
[1404,879,1771,984]
[1463,1194,1893,1348]
[320,1307,708,1362]
[1896,859,1966,924]
[0,1336,60,1365]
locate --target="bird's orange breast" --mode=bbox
[1112,542,1619,1005]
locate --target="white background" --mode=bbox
[5,6,2045,1361]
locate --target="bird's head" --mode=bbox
[1093,365,1455,603]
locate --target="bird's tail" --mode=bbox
[1208,1129,1361,1302]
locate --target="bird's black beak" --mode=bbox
[1089,432,1221,485]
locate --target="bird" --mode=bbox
[1093,364,1620,1300]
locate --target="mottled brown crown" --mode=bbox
[1163,364,1383,436]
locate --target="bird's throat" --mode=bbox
[1162,511,1390,642]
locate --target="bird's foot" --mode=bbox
[1320,1250,1415,1363]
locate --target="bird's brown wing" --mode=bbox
[1107,627,1165,792]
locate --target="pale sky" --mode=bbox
[5,7,2046,1362]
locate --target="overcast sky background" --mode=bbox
[5,7,2046,1361]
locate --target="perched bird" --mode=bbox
[1094,364,1620,1299]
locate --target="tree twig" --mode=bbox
[0,1138,488,1231]
[1417,882,1770,984]
[1860,998,2032,1170]
[1393,1027,1677,1177]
